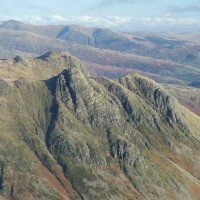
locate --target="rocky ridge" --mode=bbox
[0,51,199,199]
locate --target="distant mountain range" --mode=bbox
[0,20,199,84]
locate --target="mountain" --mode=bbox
[0,25,199,84]
[0,51,199,199]
[1,20,200,71]
[56,25,147,51]
[0,20,64,37]
[0,20,154,50]
[57,25,200,70]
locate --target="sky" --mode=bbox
[0,0,200,32]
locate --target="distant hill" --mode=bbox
[2,20,200,70]
[0,22,199,84]
[0,20,64,37]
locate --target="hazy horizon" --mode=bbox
[1,0,200,32]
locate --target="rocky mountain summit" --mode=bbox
[0,51,199,199]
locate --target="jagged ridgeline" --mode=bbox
[0,51,199,200]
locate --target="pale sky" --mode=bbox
[0,0,200,32]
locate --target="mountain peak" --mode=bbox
[0,51,89,81]
[36,51,89,75]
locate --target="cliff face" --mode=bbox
[0,52,199,200]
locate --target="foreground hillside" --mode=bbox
[0,51,199,199]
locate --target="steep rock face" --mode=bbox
[0,52,199,200]
[119,74,190,132]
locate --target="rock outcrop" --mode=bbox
[0,51,199,200]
